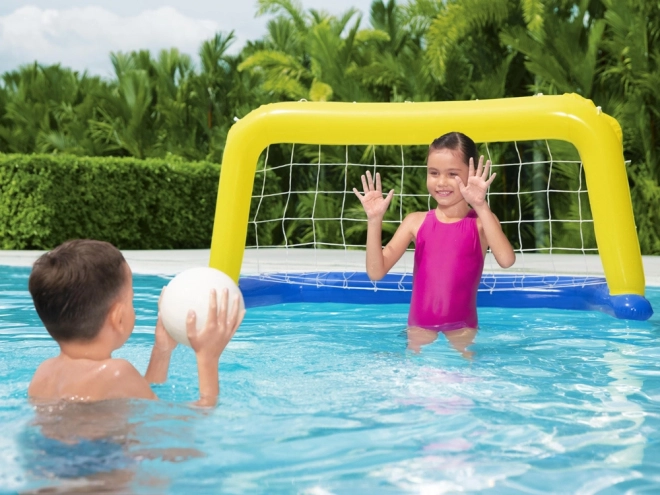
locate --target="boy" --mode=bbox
[27,239,243,407]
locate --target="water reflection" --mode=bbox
[407,326,477,359]
[20,400,205,494]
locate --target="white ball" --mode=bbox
[160,267,245,347]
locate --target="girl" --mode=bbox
[353,132,515,355]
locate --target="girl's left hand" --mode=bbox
[455,156,496,208]
[154,287,177,353]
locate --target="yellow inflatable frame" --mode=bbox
[209,93,645,298]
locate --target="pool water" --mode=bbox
[1,265,659,494]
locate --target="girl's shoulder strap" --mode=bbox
[467,209,478,219]
[413,210,435,237]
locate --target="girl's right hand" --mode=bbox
[352,171,395,220]
[186,288,244,362]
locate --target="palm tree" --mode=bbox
[500,1,606,98]
[88,54,156,159]
[0,63,106,155]
[600,0,660,254]
[496,1,607,250]
[416,0,544,98]
[196,32,271,162]
[238,0,384,102]
[149,48,205,160]
[357,0,441,102]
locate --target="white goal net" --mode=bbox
[243,140,605,292]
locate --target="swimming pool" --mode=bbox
[1,264,659,494]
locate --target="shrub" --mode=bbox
[0,154,220,249]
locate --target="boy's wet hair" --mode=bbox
[29,239,128,342]
[428,132,479,165]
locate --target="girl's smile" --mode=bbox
[427,149,469,207]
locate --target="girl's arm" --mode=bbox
[370,214,420,279]
[456,156,515,268]
[354,171,416,280]
[474,205,516,268]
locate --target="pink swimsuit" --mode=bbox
[408,209,484,330]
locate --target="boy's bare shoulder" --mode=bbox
[32,356,58,376]
[29,357,155,402]
[28,357,59,397]
[99,358,141,379]
[96,359,157,400]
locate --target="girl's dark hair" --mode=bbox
[29,239,127,342]
[428,132,479,165]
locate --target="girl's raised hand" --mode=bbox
[455,156,496,208]
[352,171,395,220]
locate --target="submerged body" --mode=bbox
[409,209,484,330]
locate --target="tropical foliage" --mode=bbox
[0,0,658,253]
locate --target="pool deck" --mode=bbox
[1,249,659,286]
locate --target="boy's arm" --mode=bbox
[145,288,178,384]
[144,346,174,384]
[195,355,219,407]
[187,289,244,407]
[144,317,177,383]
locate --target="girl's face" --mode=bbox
[426,148,470,208]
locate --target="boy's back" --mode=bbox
[29,356,146,402]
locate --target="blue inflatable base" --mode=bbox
[239,272,654,321]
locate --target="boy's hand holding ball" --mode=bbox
[160,267,245,349]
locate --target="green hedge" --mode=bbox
[0,154,220,249]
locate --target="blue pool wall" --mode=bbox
[239,272,654,321]
[2,265,653,321]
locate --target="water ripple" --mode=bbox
[0,266,658,494]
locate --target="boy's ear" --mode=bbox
[107,301,124,333]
